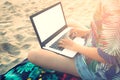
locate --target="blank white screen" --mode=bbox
[32,4,66,42]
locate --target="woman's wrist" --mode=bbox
[74,44,83,52]
[82,29,90,38]
[85,29,90,36]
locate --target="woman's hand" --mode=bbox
[69,28,90,39]
[58,38,80,51]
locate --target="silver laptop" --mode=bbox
[30,2,85,58]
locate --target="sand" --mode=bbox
[0,0,99,74]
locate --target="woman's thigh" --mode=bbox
[28,49,79,77]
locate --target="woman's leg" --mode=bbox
[28,49,80,77]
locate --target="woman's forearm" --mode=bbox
[75,45,105,63]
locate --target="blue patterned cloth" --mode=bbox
[0,59,81,80]
[75,54,120,80]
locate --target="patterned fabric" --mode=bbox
[75,54,103,80]
[74,0,120,79]
[98,0,120,57]
[86,0,120,79]
[92,0,120,67]
[0,59,81,80]
[92,0,120,59]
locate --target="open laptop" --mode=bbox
[30,2,85,58]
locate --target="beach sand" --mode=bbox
[0,0,99,74]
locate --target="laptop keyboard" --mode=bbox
[50,33,67,51]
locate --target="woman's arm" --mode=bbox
[75,45,106,63]
[59,38,105,63]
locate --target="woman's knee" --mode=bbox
[28,50,35,62]
[28,49,41,63]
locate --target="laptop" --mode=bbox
[30,2,85,58]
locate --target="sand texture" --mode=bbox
[0,0,99,74]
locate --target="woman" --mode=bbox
[28,0,120,79]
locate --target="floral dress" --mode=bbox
[75,0,120,80]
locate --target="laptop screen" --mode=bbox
[31,2,66,45]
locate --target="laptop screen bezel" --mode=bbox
[30,2,68,48]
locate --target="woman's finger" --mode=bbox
[70,32,77,39]
[58,39,64,46]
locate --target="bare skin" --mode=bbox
[28,27,105,77]
[28,49,80,77]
